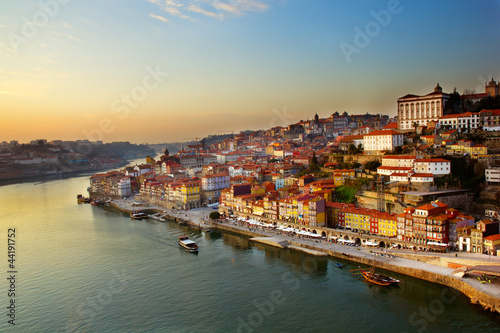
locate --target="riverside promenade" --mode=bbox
[105,198,499,314]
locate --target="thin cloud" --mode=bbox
[148,0,271,21]
[68,35,80,42]
[187,4,222,19]
[150,13,170,23]
[212,0,269,16]
[0,90,20,96]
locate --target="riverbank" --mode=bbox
[108,198,212,231]
[0,161,128,186]
[213,220,500,314]
[100,198,500,314]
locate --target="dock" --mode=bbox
[108,198,213,231]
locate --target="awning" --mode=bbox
[253,211,264,216]
[427,241,448,247]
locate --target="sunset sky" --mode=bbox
[1,0,499,144]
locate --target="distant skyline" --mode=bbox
[1,0,499,144]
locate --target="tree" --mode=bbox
[310,152,318,168]
[393,146,403,154]
[357,143,363,154]
[412,122,419,135]
[348,143,357,155]
[209,211,220,220]
[365,160,381,172]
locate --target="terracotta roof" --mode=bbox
[439,112,478,119]
[382,122,398,130]
[479,109,500,115]
[364,130,402,136]
[484,234,500,241]
[377,166,412,171]
[414,158,450,163]
[391,173,411,177]
[411,173,434,178]
[340,135,364,141]
[382,155,416,160]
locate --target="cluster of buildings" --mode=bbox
[397,80,500,132]
[0,140,123,180]
[376,155,451,184]
[86,78,500,255]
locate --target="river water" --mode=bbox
[0,173,498,332]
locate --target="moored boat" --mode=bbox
[130,212,148,220]
[77,194,91,203]
[178,235,199,253]
[359,268,400,286]
[361,270,391,286]
[335,262,343,269]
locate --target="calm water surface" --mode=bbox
[0,174,499,332]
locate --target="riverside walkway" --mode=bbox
[104,199,500,313]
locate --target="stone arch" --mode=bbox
[321,231,326,237]
[355,238,361,245]
[379,241,386,248]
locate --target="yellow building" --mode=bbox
[484,234,500,255]
[377,214,397,237]
[332,169,355,186]
[344,207,371,232]
[181,181,201,209]
[252,200,265,217]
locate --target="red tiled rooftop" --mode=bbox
[484,234,500,241]
[364,130,402,136]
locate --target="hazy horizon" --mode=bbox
[1,0,499,144]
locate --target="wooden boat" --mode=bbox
[90,199,104,206]
[178,235,199,253]
[335,262,343,269]
[76,194,91,203]
[374,272,400,285]
[130,212,148,220]
[358,268,400,286]
[361,270,391,286]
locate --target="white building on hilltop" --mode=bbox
[438,112,480,132]
[397,83,451,131]
[363,130,404,154]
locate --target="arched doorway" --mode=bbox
[355,238,361,245]
[344,236,349,240]
[321,231,326,237]
[312,230,317,234]
[379,241,385,248]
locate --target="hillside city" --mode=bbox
[14,80,500,256]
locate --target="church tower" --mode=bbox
[485,78,499,97]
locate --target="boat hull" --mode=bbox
[178,236,199,253]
